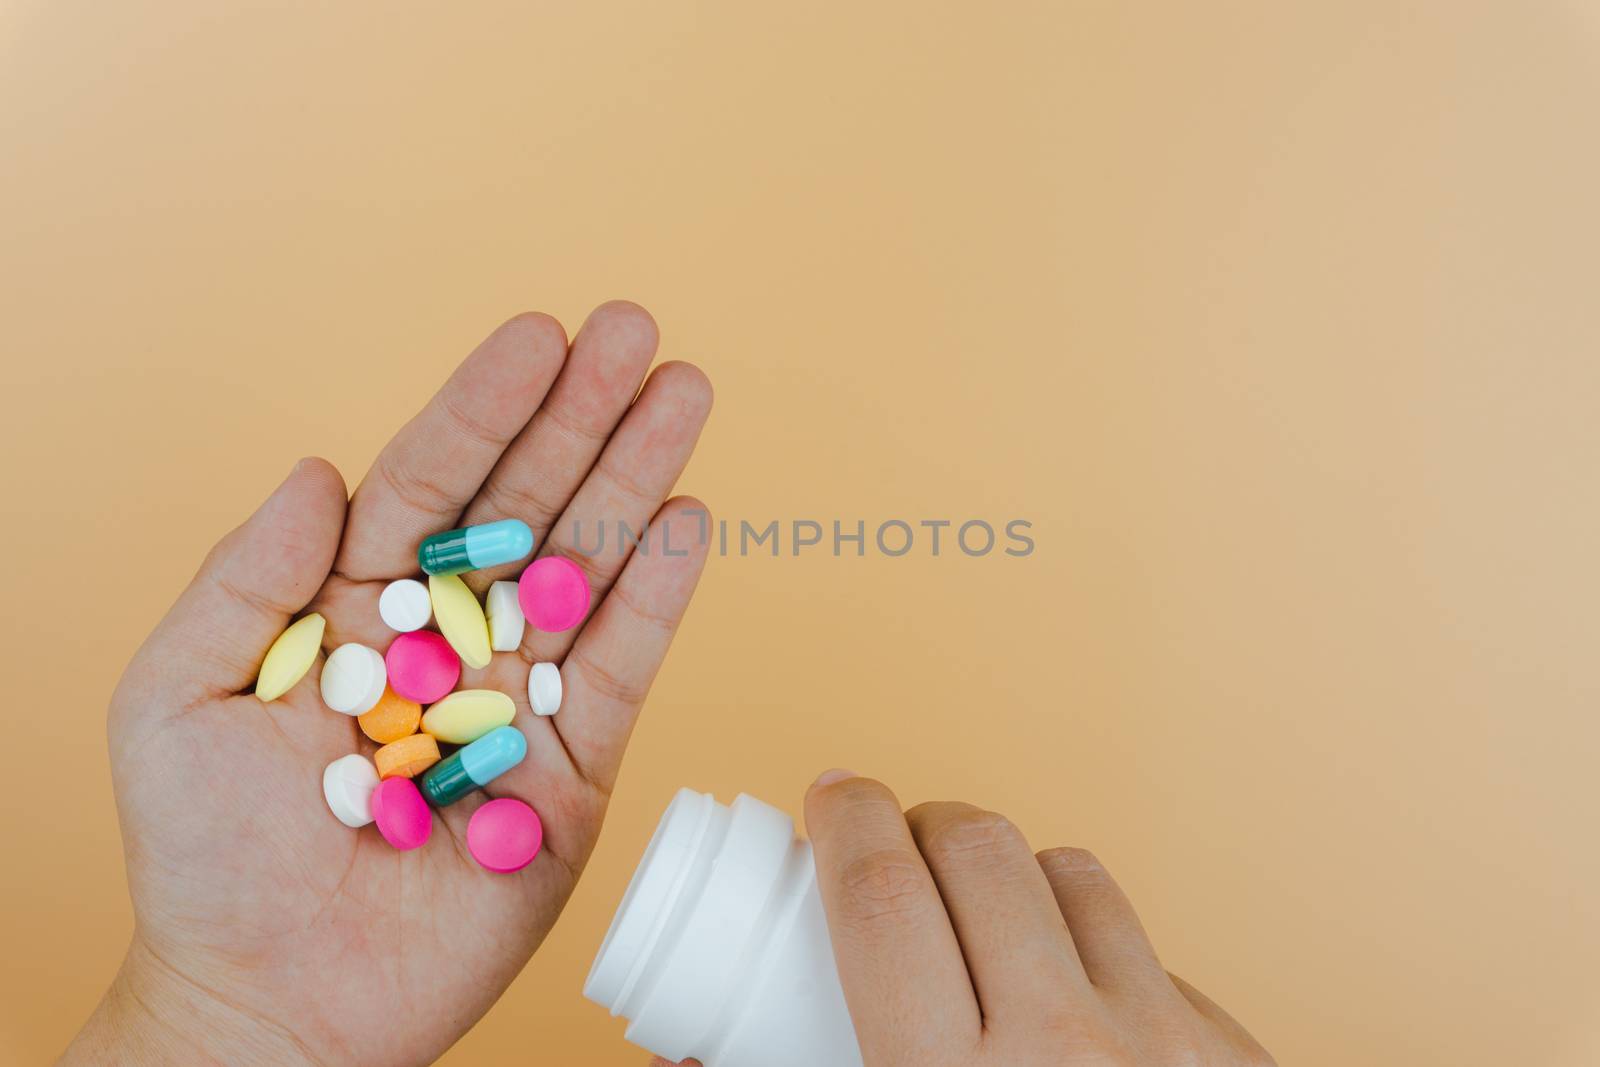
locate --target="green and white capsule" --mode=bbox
[418,519,534,576]
[419,725,528,807]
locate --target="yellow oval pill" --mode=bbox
[421,689,516,744]
[429,573,491,669]
[255,613,325,702]
[375,733,440,779]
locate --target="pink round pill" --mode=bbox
[466,797,543,873]
[385,631,460,704]
[518,556,590,633]
[371,778,432,850]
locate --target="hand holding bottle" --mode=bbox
[654,771,1275,1067]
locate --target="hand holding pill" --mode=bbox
[73,303,713,1067]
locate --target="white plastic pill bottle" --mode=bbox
[585,789,864,1067]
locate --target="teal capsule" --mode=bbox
[419,519,534,576]
[419,725,528,807]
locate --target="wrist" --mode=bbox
[60,937,321,1067]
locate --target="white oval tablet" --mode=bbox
[322,753,380,828]
[528,661,562,717]
[487,580,525,653]
[320,643,387,715]
[379,578,432,633]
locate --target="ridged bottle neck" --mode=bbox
[584,790,803,1063]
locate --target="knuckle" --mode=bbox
[1036,1006,1098,1045]
[836,847,933,925]
[567,647,650,706]
[902,799,947,824]
[377,453,457,517]
[1155,1029,1206,1067]
[544,541,608,587]
[816,776,895,811]
[652,497,712,555]
[438,387,511,451]
[591,455,657,506]
[541,399,613,447]
[212,567,295,620]
[1037,845,1104,878]
[606,578,677,634]
[1035,1008,1135,1066]
[922,809,1021,861]
[479,474,566,528]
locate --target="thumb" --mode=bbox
[120,457,347,709]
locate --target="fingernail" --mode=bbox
[812,768,856,788]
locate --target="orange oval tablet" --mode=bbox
[358,686,422,744]
[375,733,440,779]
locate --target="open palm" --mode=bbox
[97,303,712,1066]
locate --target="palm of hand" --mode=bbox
[105,305,712,1066]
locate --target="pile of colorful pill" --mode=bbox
[252,519,591,873]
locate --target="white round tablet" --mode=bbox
[322,753,380,828]
[320,643,387,715]
[528,661,562,717]
[487,580,525,653]
[379,578,432,633]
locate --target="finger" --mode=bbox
[334,312,568,580]
[536,496,711,793]
[514,360,712,662]
[1168,972,1274,1057]
[456,301,659,567]
[1036,847,1168,992]
[459,497,709,887]
[805,774,981,1061]
[124,458,347,706]
[906,802,1087,1022]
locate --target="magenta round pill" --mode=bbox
[466,797,543,873]
[385,631,460,704]
[518,556,590,633]
[371,778,432,850]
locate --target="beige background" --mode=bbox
[3,2,1598,1064]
